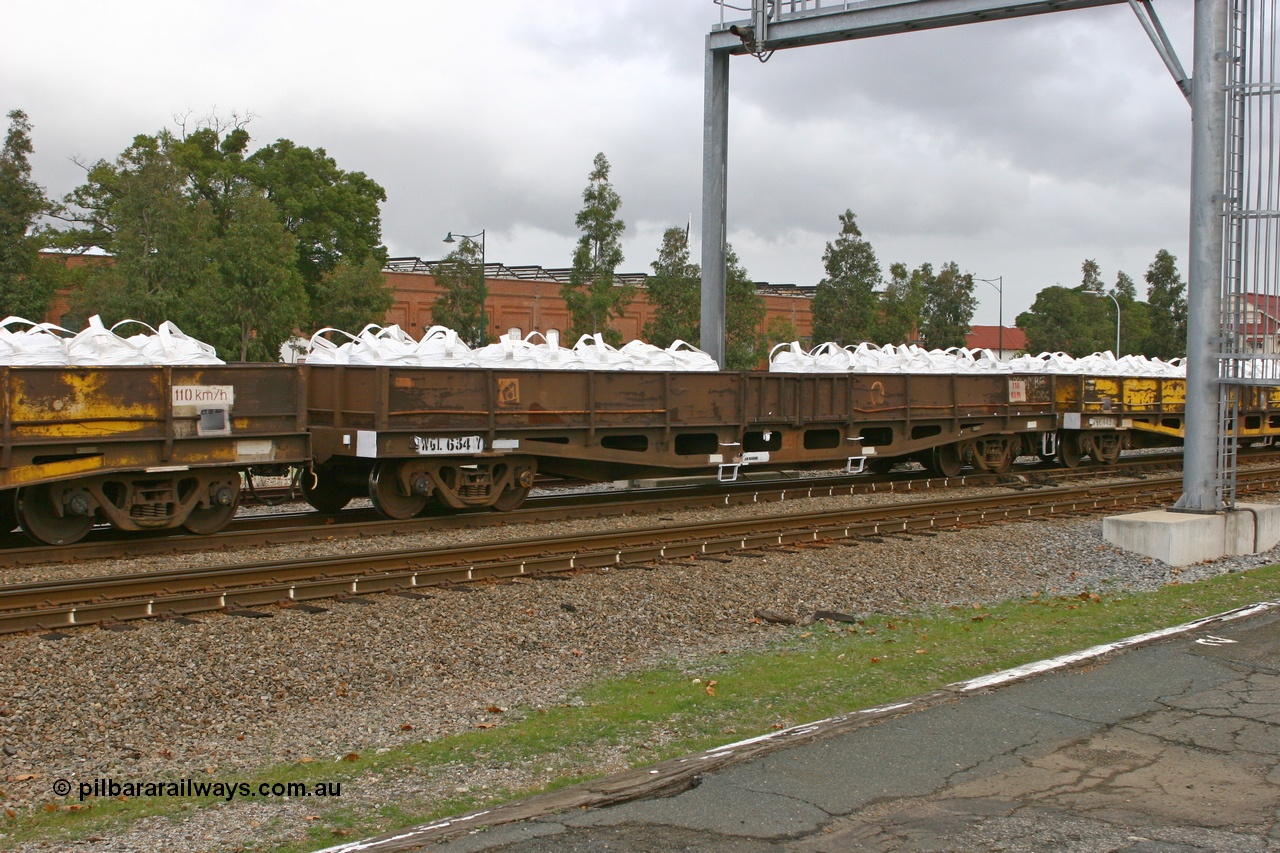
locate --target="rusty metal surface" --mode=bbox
[0,365,308,489]
[305,366,1065,476]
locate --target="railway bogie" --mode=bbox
[0,364,308,544]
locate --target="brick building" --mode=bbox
[40,251,815,347]
[40,252,1026,357]
[382,257,815,344]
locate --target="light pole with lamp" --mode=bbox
[1088,289,1121,355]
[975,276,1003,356]
[443,229,487,345]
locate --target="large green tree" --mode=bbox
[724,244,766,369]
[430,237,487,347]
[1019,259,1163,357]
[61,119,388,358]
[0,110,61,320]
[198,194,309,361]
[879,262,926,345]
[1144,249,1187,359]
[643,226,700,347]
[919,261,977,349]
[1016,285,1111,356]
[246,137,387,297]
[1112,269,1151,357]
[811,210,882,345]
[68,132,222,325]
[561,152,631,344]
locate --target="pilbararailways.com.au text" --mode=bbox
[55,777,342,803]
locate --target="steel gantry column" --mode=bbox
[1177,0,1232,513]
[699,41,730,366]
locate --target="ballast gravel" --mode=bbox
[1,475,1278,853]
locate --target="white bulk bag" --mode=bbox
[346,324,425,366]
[531,329,578,369]
[475,329,543,368]
[769,341,813,372]
[0,317,71,366]
[667,340,718,372]
[415,326,476,367]
[572,334,633,369]
[111,319,224,365]
[66,316,149,365]
[303,328,360,364]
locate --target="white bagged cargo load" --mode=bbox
[0,315,224,366]
[299,325,718,371]
[768,341,1186,377]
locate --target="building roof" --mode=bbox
[965,325,1027,352]
[383,257,811,297]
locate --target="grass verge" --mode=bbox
[7,563,1280,851]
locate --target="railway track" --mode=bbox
[5,464,1280,636]
[0,449,1226,568]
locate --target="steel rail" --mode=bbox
[4,467,1279,636]
[0,449,1206,568]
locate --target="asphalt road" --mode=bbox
[325,602,1280,853]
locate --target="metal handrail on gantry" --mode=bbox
[1212,0,1280,508]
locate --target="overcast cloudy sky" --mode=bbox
[2,0,1194,327]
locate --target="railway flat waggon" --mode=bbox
[302,365,1063,517]
[9,359,1280,543]
[0,364,308,543]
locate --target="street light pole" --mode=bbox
[975,276,1003,355]
[1088,290,1121,355]
[443,229,487,345]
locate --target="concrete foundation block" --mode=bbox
[1103,511,1226,567]
[1224,510,1256,557]
[1235,503,1280,553]
[1102,503,1280,566]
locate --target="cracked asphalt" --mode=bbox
[407,607,1280,853]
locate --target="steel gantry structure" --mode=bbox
[700,0,1278,516]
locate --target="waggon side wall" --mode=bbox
[0,365,309,489]
[304,366,1060,478]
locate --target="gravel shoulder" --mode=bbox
[2,473,1278,852]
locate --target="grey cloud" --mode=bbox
[3,0,1197,312]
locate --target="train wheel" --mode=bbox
[301,469,356,514]
[369,462,427,520]
[1057,435,1083,468]
[17,483,94,545]
[491,484,531,512]
[182,481,241,535]
[930,443,964,478]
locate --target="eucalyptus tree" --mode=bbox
[1144,249,1187,359]
[0,110,61,320]
[562,152,631,344]
[644,226,700,347]
[811,210,882,345]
